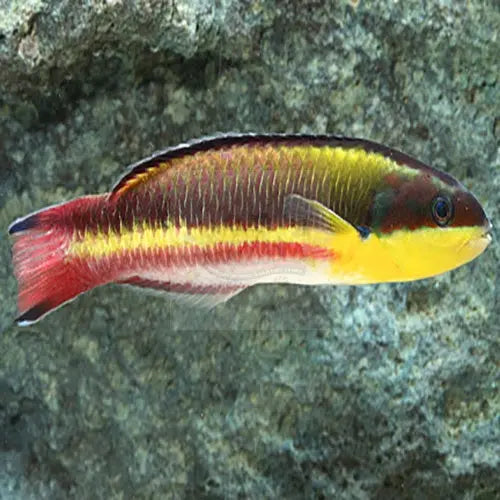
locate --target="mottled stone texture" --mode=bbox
[0,0,499,498]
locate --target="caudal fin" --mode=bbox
[9,200,95,325]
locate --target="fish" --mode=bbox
[8,133,492,325]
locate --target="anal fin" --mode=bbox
[118,277,245,309]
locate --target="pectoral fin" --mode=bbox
[283,194,360,236]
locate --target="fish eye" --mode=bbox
[432,196,453,226]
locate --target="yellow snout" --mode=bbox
[331,225,492,284]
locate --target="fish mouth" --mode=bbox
[481,232,493,249]
[461,220,492,254]
[482,219,493,241]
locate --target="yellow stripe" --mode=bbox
[68,221,335,260]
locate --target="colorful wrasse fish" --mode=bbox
[9,134,492,325]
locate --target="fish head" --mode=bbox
[366,165,492,282]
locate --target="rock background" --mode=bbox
[0,0,498,498]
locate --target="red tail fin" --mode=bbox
[8,198,99,325]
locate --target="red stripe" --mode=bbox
[162,241,333,267]
[74,241,334,278]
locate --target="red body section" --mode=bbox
[9,193,332,324]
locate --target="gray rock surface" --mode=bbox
[0,0,499,498]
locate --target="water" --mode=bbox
[0,0,498,498]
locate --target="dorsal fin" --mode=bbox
[110,154,171,200]
[109,132,455,200]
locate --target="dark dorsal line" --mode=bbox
[110,133,459,198]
